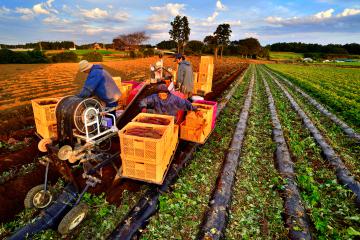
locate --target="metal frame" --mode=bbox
[74,107,118,143]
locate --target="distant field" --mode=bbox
[313,61,360,67]
[266,63,360,128]
[68,49,127,55]
[270,52,304,60]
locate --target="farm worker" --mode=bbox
[139,84,201,121]
[77,60,121,118]
[174,53,194,98]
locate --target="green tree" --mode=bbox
[214,24,232,59]
[169,15,191,53]
[157,40,177,50]
[186,40,204,54]
[204,35,219,59]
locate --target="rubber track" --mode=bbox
[260,69,311,240]
[265,66,360,141]
[107,67,250,240]
[263,67,360,206]
[197,66,255,240]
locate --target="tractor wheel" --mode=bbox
[24,184,53,209]
[58,203,89,235]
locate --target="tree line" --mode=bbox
[269,42,360,55]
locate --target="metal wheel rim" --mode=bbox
[69,212,86,230]
[33,190,52,208]
[73,98,102,134]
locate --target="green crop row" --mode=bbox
[266,64,360,129]
[263,67,360,239]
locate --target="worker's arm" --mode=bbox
[139,94,156,111]
[174,97,197,112]
[77,71,100,98]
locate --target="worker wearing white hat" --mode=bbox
[77,60,121,112]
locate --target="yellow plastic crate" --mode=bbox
[119,122,171,164]
[34,118,57,139]
[180,103,214,143]
[200,56,214,65]
[121,158,166,184]
[163,124,179,169]
[180,121,209,144]
[31,97,59,125]
[113,76,122,89]
[132,113,174,128]
[118,83,132,106]
[132,113,174,146]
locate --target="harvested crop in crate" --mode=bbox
[136,117,170,125]
[125,126,163,139]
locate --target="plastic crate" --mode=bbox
[132,113,174,144]
[194,100,217,129]
[198,64,214,83]
[164,124,179,170]
[180,121,209,144]
[119,83,133,106]
[121,158,165,184]
[34,118,57,139]
[113,76,122,89]
[119,122,172,165]
[200,56,214,65]
[180,103,214,144]
[132,113,174,128]
[31,97,59,125]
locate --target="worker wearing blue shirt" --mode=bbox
[77,60,121,109]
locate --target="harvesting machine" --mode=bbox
[9,56,216,239]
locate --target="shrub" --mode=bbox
[82,51,103,62]
[51,51,78,63]
[129,50,144,58]
[0,49,48,64]
[142,48,155,57]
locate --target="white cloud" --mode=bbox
[47,0,55,7]
[216,0,227,11]
[15,7,33,15]
[314,8,334,19]
[150,3,185,17]
[146,23,169,31]
[81,7,108,19]
[224,20,241,26]
[15,7,35,20]
[207,11,219,22]
[266,8,360,26]
[337,8,360,17]
[33,3,50,14]
[0,6,10,14]
[43,15,70,24]
[113,12,129,22]
[79,7,129,22]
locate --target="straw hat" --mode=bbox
[79,60,93,72]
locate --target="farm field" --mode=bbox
[1,62,359,239]
[0,56,247,134]
[270,51,304,60]
[266,64,360,129]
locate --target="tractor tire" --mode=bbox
[58,203,89,235]
[24,184,53,209]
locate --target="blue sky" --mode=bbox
[0,0,359,45]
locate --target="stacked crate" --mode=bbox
[119,113,178,184]
[195,56,214,95]
[180,102,215,144]
[113,77,133,108]
[31,97,60,139]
